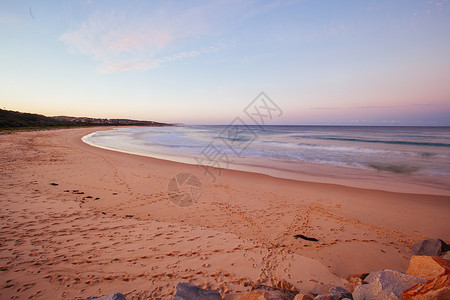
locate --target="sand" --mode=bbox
[0,127,449,299]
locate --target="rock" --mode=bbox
[352,269,427,300]
[173,282,221,300]
[82,293,126,300]
[222,294,242,300]
[328,286,353,299]
[312,293,337,299]
[345,274,369,293]
[222,289,294,300]
[252,284,297,299]
[222,285,298,300]
[402,273,450,299]
[410,238,450,256]
[314,286,353,300]
[345,277,367,293]
[406,256,450,280]
[293,294,313,300]
[444,252,450,260]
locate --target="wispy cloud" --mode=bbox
[102,46,220,73]
[59,10,194,73]
[59,0,285,73]
[310,107,338,110]
[310,103,434,110]
[352,103,434,109]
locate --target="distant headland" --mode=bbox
[0,109,173,130]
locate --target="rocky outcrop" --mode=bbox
[402,273,450,299]
[406,256,450,280]
[410,238,450,256]
[160,239,449,300]
[352,269,427,300]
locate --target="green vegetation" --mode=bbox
[0,109,172,131]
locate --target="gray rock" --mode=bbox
[314,286,353,300]
[410,238,450,256]
[329,286,353,299]
[353,269,427,300]
[82,293,126,300]
[444,252,450,260]
[315,295,336,300]
[174,282,221,300]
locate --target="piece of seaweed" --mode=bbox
[294,234,318,242]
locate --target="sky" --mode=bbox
[1,0,450,125]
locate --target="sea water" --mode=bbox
[82,126,450,195]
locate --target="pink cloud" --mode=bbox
[58,0,286,73]
[100,47,217,73]
[59,12,177,70]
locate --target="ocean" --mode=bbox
[82,125,450,195]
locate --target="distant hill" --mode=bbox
[0,109,172,128]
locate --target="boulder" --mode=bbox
[328,286,353,299]
[410,238,450,256]
[402,273,450,299]
[444,252,450,260]
[293,294,313,300]
[314,286,353,300]
[82,293,126,300]
[352,269,427,300]
[314,295,336,300]
[345,277,367,293]
[406,256,450,280]
[222,289,294,300]
[173,282,221,300]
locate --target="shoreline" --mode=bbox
[79,128,450,202]
[82,127,450,197]
[1,127,449,299]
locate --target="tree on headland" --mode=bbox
[0,109,172,128]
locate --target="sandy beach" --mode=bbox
[1,127,449,299]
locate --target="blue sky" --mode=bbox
[1,0,450,125]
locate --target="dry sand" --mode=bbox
[0,127,449,299]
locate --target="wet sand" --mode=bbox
[0,127,449,299]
